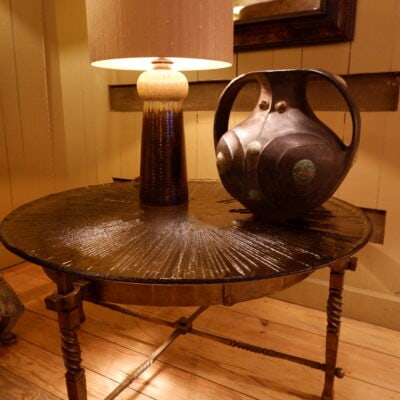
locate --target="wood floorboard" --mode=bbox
[228,299,400,357]
[1,262,400,400]
[0,365,61,400]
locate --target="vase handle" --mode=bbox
[306,69,361,165]
[213,71,264,148]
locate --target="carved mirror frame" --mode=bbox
[234,0,357,51]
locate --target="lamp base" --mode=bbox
[137,60,188,207]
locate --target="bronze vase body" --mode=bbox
[214,69,360,221]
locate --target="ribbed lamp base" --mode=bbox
[137,60,189,207]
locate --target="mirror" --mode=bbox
[234,0,357,51]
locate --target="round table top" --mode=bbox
[1,181,371,286]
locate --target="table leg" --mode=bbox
[45,272,87,400]
[321,258,356,400]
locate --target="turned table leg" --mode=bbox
[45,272,88,400]
[321,257,357,400]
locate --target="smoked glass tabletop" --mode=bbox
[0,181,371,284]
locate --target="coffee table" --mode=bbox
[0,181,371,399]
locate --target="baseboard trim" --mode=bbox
[271,277,400,331]
[0,245,22,271]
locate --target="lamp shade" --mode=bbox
[86,0,233,71]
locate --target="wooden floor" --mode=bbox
[0,263,399,400]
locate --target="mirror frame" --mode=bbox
[234,0,357,52]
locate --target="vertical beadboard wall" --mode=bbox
[0,0,399,329]
[0,0,54,265]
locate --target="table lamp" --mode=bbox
[85,0,233,207]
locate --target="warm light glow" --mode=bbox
[86,0,233,73]
[85,0,233,207]
[91,57,231,72]
[233,5,245,15]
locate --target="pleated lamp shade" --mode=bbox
[85,0,233,71]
